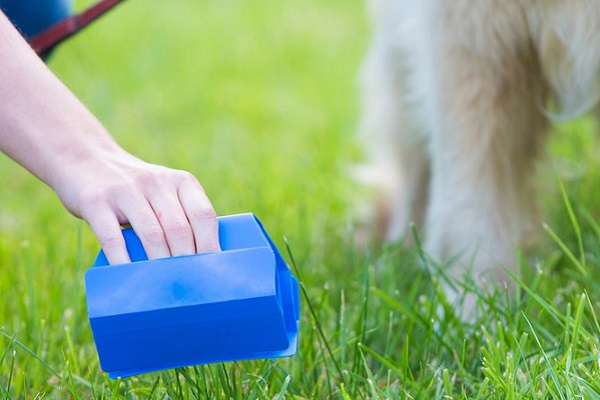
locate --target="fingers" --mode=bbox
[144,188,197,257]
[101,171,219,264]
[117,192,173,260]
[74,164,220,264]
[178,175,221,253]
[134,170,220,257]
[82,206,131,265]
[82,193,174,263]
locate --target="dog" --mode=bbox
[357,0,600,312]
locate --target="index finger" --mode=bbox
[82,206,131,265]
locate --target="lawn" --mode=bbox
[2,0,600,398]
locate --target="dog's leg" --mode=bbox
[357,10,431,243]
[424,10,550,312]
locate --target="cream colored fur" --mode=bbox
[359,0,600,311]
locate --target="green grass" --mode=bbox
[2,0,600,398]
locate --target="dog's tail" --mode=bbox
[532,1,600,121]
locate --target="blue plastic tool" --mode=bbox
[85,213,300,379]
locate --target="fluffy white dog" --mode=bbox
[358,0,600,310]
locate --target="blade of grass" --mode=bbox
[544,223,587,276]
[558,177,586,272]
[275,375,291,399]
[357,343,403,377]
[283,237,347,389]
[522,313,566,400]
[0,329,60,378]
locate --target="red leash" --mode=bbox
[28,0,126,56]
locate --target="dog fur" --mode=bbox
[358,0,600,310]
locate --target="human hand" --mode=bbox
[54,150,221,265]
[0,10,220,264]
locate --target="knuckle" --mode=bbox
[140,224,166,245]
[135,170,161,187]
[77,187,122,214]
[97,232,124,249]
[190,205,217,221]
[164,218,192,237]
[182,171,201,184]
[179,171,204,190]
[79,189,109,208]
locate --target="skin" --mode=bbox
[0,11,221,264]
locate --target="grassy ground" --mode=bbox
[2,0,600,398]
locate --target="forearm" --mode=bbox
[0,11,124,190]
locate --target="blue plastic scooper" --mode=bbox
[85,213,300,379]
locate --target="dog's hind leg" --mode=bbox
[424,5,550,312]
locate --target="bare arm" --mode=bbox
[0,11,220,264]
